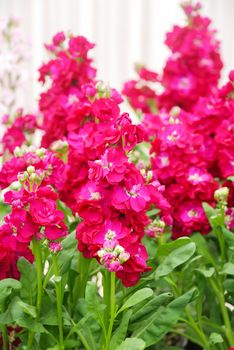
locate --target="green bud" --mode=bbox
[214,187,229,202]
[27,165,35,175]
[35,148,46,158]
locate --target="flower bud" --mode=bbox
[35,148,46,158]
[214,187,229,203]
[29,173,37,182]
[146,170,153,182]
[114,244,124,255]
[14,146,22,157]
[17,171,28,183]
[119,251,130,263]
[27,165,35,175]
[170,106,180,117]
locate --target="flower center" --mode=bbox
[188,209,198,218]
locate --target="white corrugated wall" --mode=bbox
[0,0,233,112]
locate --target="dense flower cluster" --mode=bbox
[36,33,172,286]
[123,2,234,238]
[1,109,38,155]
[123,1,223,114]
[0,147,67,279]
[38,32,96,148]
[62,86,170,286]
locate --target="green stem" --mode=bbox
[73,253,91,304]
[52,254,64,349]
[209,278,234,346]
[185,310,210,349]
[33,239,43,317]
[216,227,226,266]
[105,272,116,350]
[2,325,8,350]
[26,331,34,350]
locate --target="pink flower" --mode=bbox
[44,222,68,240]
[29,198,64,226]
[92,98,120,121]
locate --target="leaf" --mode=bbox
[85,282,103,316]
[222,227,234,247]
[147,208,160,217]
[223,279,234,293]
[202,202,217,218]
[196,267,215,278]
[116,338,145,350]
[0,278,21,310]
[209,332,224,345]
[58,231,78,274]
[221,262,234,275]
[156,237,191,258]
[132,288,198,347]
[130,292,173,323]
[17,257,37,303]
[17,300,37,318]
[118,288,153,314]
[0,297,47,333]
[156,242,196,278]
[110,310,132,349]
[190,233,216,266]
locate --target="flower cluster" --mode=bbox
[0,147,67,279]
[123,2,234,239]
[159,1,223,111]
[38,32,96,148]
[1,109,38,155]
[63,89,169,286]
[36,33,172,286]
[123,1,223,114]
[148,112,218,237]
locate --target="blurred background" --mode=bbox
[0,0,233,113]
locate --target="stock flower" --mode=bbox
[29,198,64,226]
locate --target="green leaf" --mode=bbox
[222,227,234,247]
[116,338,145,350]
[221,262,234,275]
[0,297,47,333]
[59,231,78,274]
[118,288,153,314]
[85,281,103,316]
[110,310,132,349]
[209,332,224,345]
[196,267,215,278]
[17,257,37,303]
[17,300,37,318]
[202,202,217,218]
[190,233,216,266]
[156,237,191,258]
[132,288,198,347]
[156,242,196,278]
[0,278,21,310]
[223,279,234,293]
[130,292,173,323]
[147,208,160,217]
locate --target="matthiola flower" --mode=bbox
[173,201,210,238]
[0,222,33,279]
[1,111,38,154]
[0,147,68,280]
[35,31,170,286]
[123,1,222,114]
[39,33,96,148]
